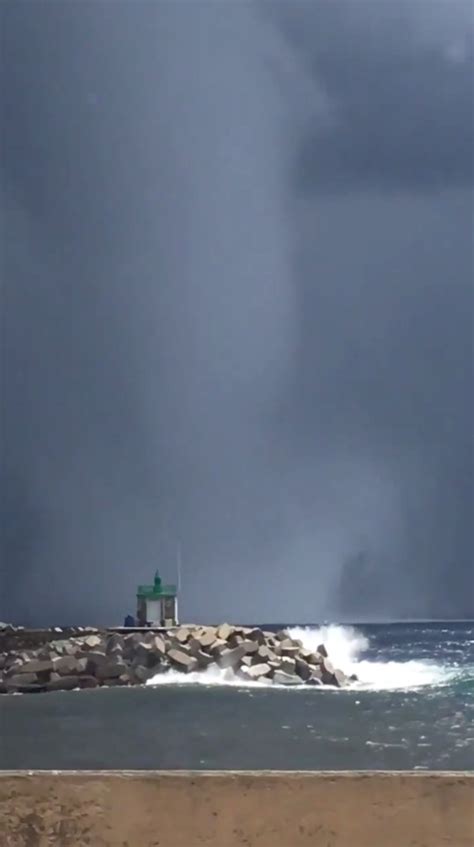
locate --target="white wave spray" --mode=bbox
[287,625,458,690]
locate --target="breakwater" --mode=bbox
[1,771,472,846]
[0,624,354,693]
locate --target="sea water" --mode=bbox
[1,621,473,770]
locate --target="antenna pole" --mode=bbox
[177,542,182,593]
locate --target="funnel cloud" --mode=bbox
[1,0,473,624]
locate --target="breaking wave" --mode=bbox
[287,625,458,691]
[146,624,460,691]
[287,624,369,668]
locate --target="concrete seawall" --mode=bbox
[1,771,473,846]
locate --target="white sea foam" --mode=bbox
[146,665,269,688]
[287,624,369,668]
[146,624,458,692]
[287,625,458,691]
[348,658,455,690]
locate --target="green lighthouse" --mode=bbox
[136,570,178,627]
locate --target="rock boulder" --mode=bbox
[241,663,271,681]
[5,673,40,689]
[217,623,233,641]
[152,635,167,657]
[16,659,53,675]
[295,657,311,681]
[168,649,198,673]
[83,634,102,650]
[280,657,297,675]
[52,656,88,676]
[194,628,217,649]
[321,658,337,685]
[196,650,214,669]
[96,660,129,680]
[246,628,265,645]
[273,670,301,686]
[174,628,191,644]
[217,646,247,669]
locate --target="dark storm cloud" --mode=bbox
[1,0,473,625]
[288,189,473,618]
[1,0,303,624]
[275,0,474,191]
[269,0,473,618]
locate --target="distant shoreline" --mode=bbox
[2,618,473,631]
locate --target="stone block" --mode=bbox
[83,651,108,673]
[275,630,289,641]
[273,670,301,686]
[187,637,203,656]
[246,628,265,644]
[334,669,348,688]
[83,634,103,650]
[240,639,259,655]
[51,639,76,656]
[209,639,228,656]
[174,628,191,644]
[4,658,22,675]
[5,680,45,693]
[308,664,322,681]
[152,635,167,656]
[279,641,300,657]
[168,649,198,673]
[194,627,217,648]
[241,662,271,680]
[302,651,323,665]
[196,650,214,669]
[169,641,191,658]
[134,640,153,655]
[16,659,53,675]
[280,657,296,675]
[5,673,39,688]
[132,642,160,668]
[106,634,123,654]
[52,656,88,676]
[217,623,233,641]
[295,657,311,681]
[79,675,99,689]
[217,646,247,669]
[321,658,337,685]
[256,644,274,661]
[96,660,129,680]
[132,664,154,683]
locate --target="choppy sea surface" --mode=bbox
[1,621,473,770]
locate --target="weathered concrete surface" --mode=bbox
[0,771,472,846]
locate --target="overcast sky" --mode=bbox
[1,0,473,625]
